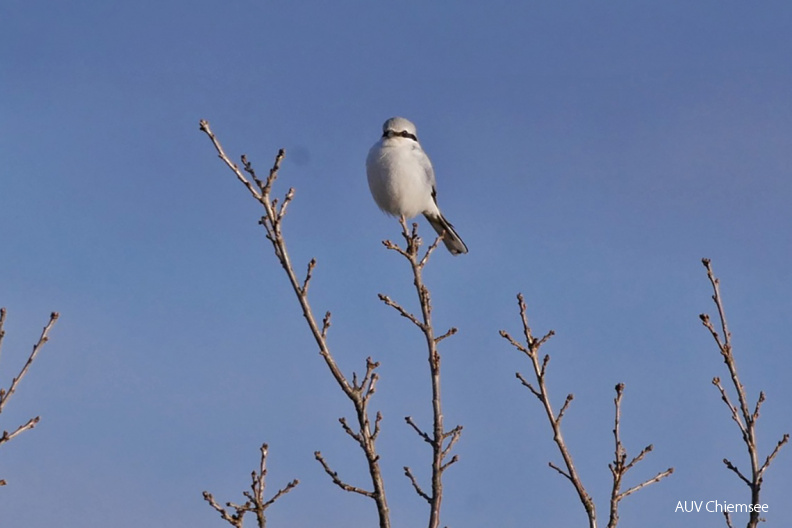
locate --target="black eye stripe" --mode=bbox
[382,130,418,141]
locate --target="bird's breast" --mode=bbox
[366,145,433,218]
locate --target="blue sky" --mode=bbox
[2,2,791,527]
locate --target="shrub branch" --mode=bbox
[699,258,788,528]
[200,119,390,528]
[380,218,462,528]
[501,294,671,528]
[0,309,59,486]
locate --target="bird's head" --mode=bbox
[382,117,418,142]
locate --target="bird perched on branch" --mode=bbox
[366,117,468,255]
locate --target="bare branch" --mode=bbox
[339,417,362,443]
[0,311,60,414]
[442,425,463,446]
[711,377,747,437]
[240,154,265,193]
[722,458,751,487]
[556,394,574,424]
[203,443,299,528]
[378,294,423,328]
[623,444,653,473]
[200,121,390,527]
[499,330,528,354]
[301,258,316,296]
[760,434,790,473]
[752,391,765,422]
[515,372,542,399]
[321,312,331,340]
[548,461,572,482]
[404,466,431,503]
[381,239,410,259]
[203,491,243,528]
[382,218,461,528]
[701,260,751,421]
[616,468,674,502]
[606,383,673,528]
[262,479,300,511]
[0,308,6,365]
[277,187,295,222]
[435,327,457,344]
[700,258,788,528]
[0,310,59,486]
[199,120,264,203]
[501,294,595,527]
[405,416,432,444]
[418,233,443,269]
[440,455,459,473]
[0,416,40,446]
[372,412,383,441]
[315,451,374,498]
[539,353,551,377]
[536,330,556,349]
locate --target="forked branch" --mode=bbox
[607,383,673,528]
[500,294,595,528]
[200,120,390,528]
[0,309,59,486]
[699,258,788,528]
[502,294,671,528]
[380,218,462,528]
[203,443,299,528]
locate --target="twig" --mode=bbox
[200,120,390,528]
[404,466,431,503]
[405,416,432,444]
[315,451,374,498]
[380,218,462,528]
[0,417,40,446]
[502,296,672,528]
[500,294,596,528]
[606,383,673,528]
[0,311,60,416]
[203,443,299,528]
[699,258,788,528]
[0,310,59,486]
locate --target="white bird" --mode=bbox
[366,117,468,255]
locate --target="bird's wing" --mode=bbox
[414,145,437,198]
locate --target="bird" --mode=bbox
[366,117,468,255]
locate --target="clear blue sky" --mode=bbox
[2,2,791,527]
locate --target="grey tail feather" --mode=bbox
[424,213,469,255]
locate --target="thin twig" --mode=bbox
[616,468,674,502]
[404,466,431,503]
[0,311,60,416]
[315,451,374,498]
[0,310,59,487]
[405,416,432,444]
[203,443,299,528]
[0,416,40,446]
[0,308,6,367]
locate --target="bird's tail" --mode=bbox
[424,213,468,255]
